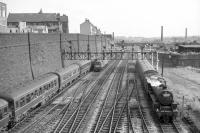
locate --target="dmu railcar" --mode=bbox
[0,60,91,130]
[136,59,178,123]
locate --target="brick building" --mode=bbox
[7,12,69,33]
[0,2,7,33]
[80,19,101,35]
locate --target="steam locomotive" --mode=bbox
[136,59,178,122]
[0,60,91,130]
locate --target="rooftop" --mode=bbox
[7,13,68,23]
[179,45,200,48]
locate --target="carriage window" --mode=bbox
[54,80,57,86]
[20,97,26,107]
[4,107,8,113]
[35,90,38,96]
[31,92,35,99]
[44,85,48,90]
[39,87,43,95]
[16,101,19,108]
[46,84,49,90]
[50,81,54,88]
[0,110,2,120]
[26,94,31,103]
[48,83,51,88]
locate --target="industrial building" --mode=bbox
[178,44,200,53]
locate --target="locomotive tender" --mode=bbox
[0,60,91,130]
[136,59,178,122]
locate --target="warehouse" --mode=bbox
[178,45,200,53]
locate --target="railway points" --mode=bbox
[0,47,198,133]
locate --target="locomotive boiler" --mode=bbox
[136,59,178,122]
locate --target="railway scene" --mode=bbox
[0,0,200,133]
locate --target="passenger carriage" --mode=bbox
[79,60,91,75]
[0,99,9,130]
[0,73,59,122]
[56,64,80,91]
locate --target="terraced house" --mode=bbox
[7,11,69,33]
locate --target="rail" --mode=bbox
[55,61,119,133]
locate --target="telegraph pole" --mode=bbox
[161,55,164,76]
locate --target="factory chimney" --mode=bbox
[112,32,115,40]
[185,28,187,41]
[161,26,163,42]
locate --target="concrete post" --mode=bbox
[28,32,34,80]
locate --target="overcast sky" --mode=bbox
[3,0,200,37]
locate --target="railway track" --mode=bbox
[159,121,182,133]
[97,82,128,133]
[115,63,136,133]
[128,74,161,133]
[75,61,127,132]
[81,60,127,133]
[114,103,130,133]
[9,76,92,133]
[94,61,136,133]
[54,61,119,133]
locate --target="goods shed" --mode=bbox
[178,45,200,53]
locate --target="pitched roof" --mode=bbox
[7,13,68,22]
[179,45,200,48]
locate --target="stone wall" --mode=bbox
[0,33,112,89]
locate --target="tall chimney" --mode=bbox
[185,28,187,41]
[161,26,163,42]
[112,32,115,40]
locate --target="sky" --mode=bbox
[3,0,200,37]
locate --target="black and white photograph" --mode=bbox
[0,0,200,132]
